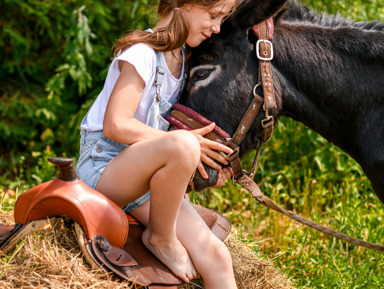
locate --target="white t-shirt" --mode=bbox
[81,42,185,131]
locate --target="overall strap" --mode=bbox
[178,46,188,100]
[154,50,165,102]
[178,71,188,100]
[154,49,187,105]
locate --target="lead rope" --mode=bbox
[250,191,384,251]
[223,20,384,252]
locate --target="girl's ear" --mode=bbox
[181,3,192,12]
[230,0,288,30]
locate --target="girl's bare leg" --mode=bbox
[96,130,200,282]
[131,199,238,289]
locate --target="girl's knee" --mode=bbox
[201,239,233,272]
[213,241,233,266]
[166,130,200,165]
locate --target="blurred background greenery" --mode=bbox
[1,0,384,288]
[0,0,158,190]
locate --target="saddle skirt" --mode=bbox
[0,157,232,288]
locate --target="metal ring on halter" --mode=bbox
[253,84,259,96]
[232,176,243,188]
[232,169,250,188]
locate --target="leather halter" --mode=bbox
[222,19,276,199]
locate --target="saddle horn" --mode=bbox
[48,157,79,182]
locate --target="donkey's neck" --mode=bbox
[273,23,384,160]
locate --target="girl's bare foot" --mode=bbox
[142,228,197,283]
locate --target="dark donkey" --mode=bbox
[181,0,384,204]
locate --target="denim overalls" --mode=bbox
[76,50,186,212]
[146,51,185,130]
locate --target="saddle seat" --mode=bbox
[0,157,232,288]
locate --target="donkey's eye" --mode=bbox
[189,65,219,88]
[195,70,210,80]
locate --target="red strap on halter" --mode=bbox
[252,17,274,40]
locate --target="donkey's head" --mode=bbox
[180,0,288,190]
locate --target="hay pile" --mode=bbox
[0,208,295,289]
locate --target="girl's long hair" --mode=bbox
[113,0,235,55]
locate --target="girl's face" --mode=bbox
[182,1,235,47]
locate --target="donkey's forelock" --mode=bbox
[230,0,288,30]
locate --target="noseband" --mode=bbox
[166,19,384,252]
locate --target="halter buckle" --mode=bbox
[219,147,240,161]
[256,40,273,61]
[261,115,273,128]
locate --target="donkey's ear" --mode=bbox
[231,0,288,29]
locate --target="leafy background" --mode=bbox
[1,0,384,288]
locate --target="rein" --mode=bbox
[166,19,384,252]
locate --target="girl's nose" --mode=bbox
[211,24,220,34]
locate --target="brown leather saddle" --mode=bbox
[0,157,232,288]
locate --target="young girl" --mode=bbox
[76,0,237,287]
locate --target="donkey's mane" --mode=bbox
[282,0,384,31]
[272,0,384,101]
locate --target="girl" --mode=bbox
[76,0,237,287]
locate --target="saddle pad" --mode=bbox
[74,203,231,287]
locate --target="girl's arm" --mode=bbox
[103,61,165,145]
[104,60,233,183]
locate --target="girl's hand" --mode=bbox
[191,122,233,179]
[211,167,233,188]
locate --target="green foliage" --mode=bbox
[0,0,157,182]
[301,0,384,20]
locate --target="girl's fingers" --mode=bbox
[197,162,208,179]
[192,123,234,170]
[222,167,233,181]
[205,149,228,166]
[200,139,232,164]
[193,124,233,155]
[212,168,233,188]
[192,122,216,136]
[213,170,225,187]
[201,154,222,171]
[204,138,233,155]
